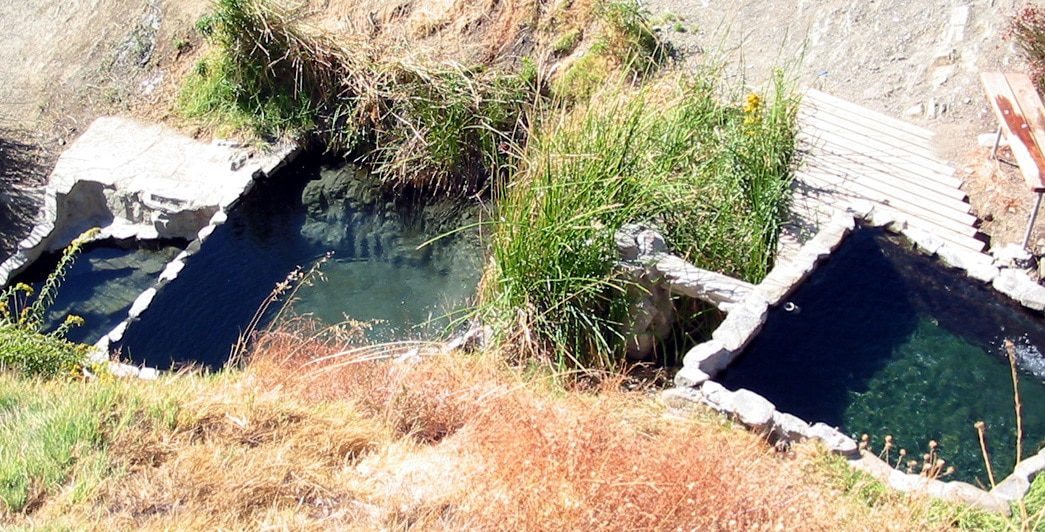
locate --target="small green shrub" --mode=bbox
[553,1,669,102]
[0,229,98,377]
[597,0,670,75]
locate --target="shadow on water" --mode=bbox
[117,154,482,370]
[12,239,186,344]
[719,227,1045,485]
[719,228,919,426]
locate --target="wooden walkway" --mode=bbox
[780,89,985,258]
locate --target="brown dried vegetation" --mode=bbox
[6,321,963,530]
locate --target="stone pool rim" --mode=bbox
[667,203,1045,514]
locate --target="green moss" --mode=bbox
[552,28,583,55]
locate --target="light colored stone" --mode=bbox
[1013,452,1045,480]
[979,132,1008,149]
[128,288,157,319]
[682,339,733,376]
[808,423,859,457]
[674,365,710,388]
[904,227,944,256]
[848,452,895,479]
[942,482,1010,515]
[991,475,1031,502]
[660,386,706,411]
[699,380,735,413]
[993,243,1034,269]
[138,367,160,380]
[936,244,998,283]
[755,262,807,305]
[107,322,128,343]
[158,259,186,282]
[110,364,140,378]
[210,210,228,225]
[197,223,216,241]
[712,296,768,352]
[772,412,810,441]
[652,253,754,309]
[889,469,930,492]
[903,104,924,118]
[732,389,775,432]
[993,268,1045,311]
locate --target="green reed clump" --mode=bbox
[178,0,532,195]
[0,229,99,377]
[482,71,796,368]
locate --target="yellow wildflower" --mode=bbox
[64,315,86,327]
[13,283,33,296]
[743,92,762,115]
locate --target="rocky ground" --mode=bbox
[3,0,1045,257]
[646,0,1045,250]
[0,0,208,259]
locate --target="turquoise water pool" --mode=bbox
[719,228,1045,486]
[116,157,482,368]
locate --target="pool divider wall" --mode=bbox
[667,201,1045,514]
[87,147,302,380]
[0,116,303,381]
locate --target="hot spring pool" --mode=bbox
[111,157,482,369]
[13,241,184,345]
[719,228,1045,485]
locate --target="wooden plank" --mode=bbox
[801,156,973,212]
[796,169,979,235]
[800,101,935,151]
[800,151,969,203]
[1005,72,1045,191]
[899,215,987,252]
[803,89,935,140]
[797,109,952,169]
[980,72,1045,191]
[797,115,956,176]
[796,131,963,188]
[797,104,944,161]
[802,153,969,202]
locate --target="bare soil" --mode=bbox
[647,0,1045,251]
[5,0,1045,254]
[0,0,209,257]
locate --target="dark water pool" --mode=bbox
[719,228,1045,486]
[13,241,183,344]
[115,157,481,369]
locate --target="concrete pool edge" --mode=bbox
[669,204,1045,514]
[0,116,302,380]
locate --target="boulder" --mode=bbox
[732,389,775,432]
[772,412,811,442]
[808,423,859,457]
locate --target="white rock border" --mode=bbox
[670,203,1045,515]
[72,144,301,380]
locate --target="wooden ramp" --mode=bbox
[780,89,985,258]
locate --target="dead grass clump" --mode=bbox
[95,384,388,527]
[246,321,504,443]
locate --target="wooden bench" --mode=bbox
[980,71,1045,248]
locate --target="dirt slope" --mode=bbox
[648,0,1045,249]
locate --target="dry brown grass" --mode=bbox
[15,322,952,530]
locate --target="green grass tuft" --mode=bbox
[482,71,797,368]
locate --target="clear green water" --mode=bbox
[117,157,482,368]
[720,228,1045,486]
[13,243,184,345]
